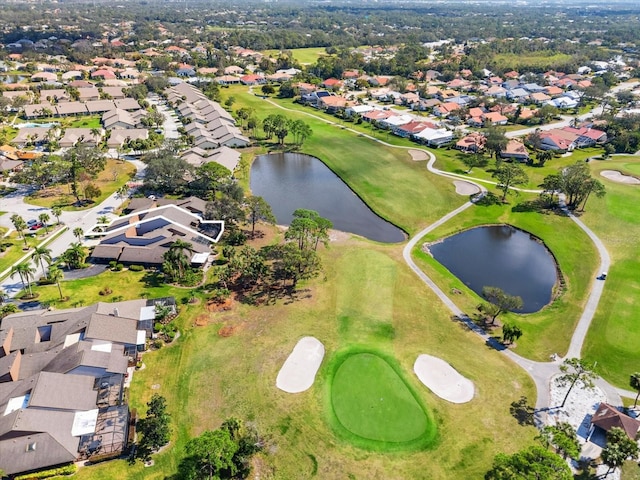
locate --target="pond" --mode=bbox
[0,74,27,84]
[428,225,558,313]
[250,152,406,243]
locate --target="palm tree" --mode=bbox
[31,246,52,276]
[10,262,36,297]
[630,373,640,408]
[73,227,84,243]
[164,240,193,281]
[51,207,62,225]
[62,242,87,269]
[98,215,110,224]
[38,213,51,234]
[47,266,65,300]
[10,214,29,248]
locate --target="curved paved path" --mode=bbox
[254,90,626,413]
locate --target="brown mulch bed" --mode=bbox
[206,297,234,312]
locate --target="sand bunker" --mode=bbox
[276,337,325,393]
[453,180,481,195]
[413,354,475,404]
[600,170,640,185]
[408,149,429,161]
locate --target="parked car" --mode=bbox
[28,222,43,231]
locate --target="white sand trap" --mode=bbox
[600,170,640,185]
[276,337,325,393]
[413,354,475,404]
[453,180,480,195]
[408,149,429,161]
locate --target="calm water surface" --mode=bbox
[429,225,558,313]
[250,153,405,243]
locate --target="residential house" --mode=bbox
[433,102,461,117]
[321,78,343,90]
[506,88,530,102]
[106,129,148,148]
[500,139,530,162]
[361,109,396,123]
[31,72,58,82]
[456,132,486,153]
[539,130,578,151]
[0,297,176,476]
[11,127,52,147]
[486,85,507,98]
[393,121,435,138]
[90,69,117,80]
[547,96,578,109]
[561,126,607,147]
[101,109,141,130]
[55,102,89,117]
[90,202,223,267]
[529,92,552,104]
[378,114,414,130]
[100,87,126,100]
[413,127,454,147]
[544,86,564,97]
[345,105,374,117]
[317,95,351,113]
[240,74,265,85]
[223,65,244,76]
[77,88,101,102]
[58,128,102,148]
[482,111,508,126]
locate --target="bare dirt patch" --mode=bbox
[408,149,429,161]
[218,323,245,337]
[206,297,234,312]
[453,180,481,195]
[600,170,640,185]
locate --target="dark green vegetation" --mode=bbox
[327,350,436,451]
[484,445,572,480]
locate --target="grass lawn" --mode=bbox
[261,47,330,64]
[25,159,136,210]
[432,147,603,191]
[492,52,573,70]
[222,86,462,235]
[29,268,180,307]
[580,156,640,388]
[411,199,598,361]
[61,232,537,480]
[14,115,102,130]
[328,349,435,450]
[0,225,65,279]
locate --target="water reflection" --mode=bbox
[250,153,406,243]
[429,225,558,313]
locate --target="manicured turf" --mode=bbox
[64,234,537,480]
[221,86,463,235]
[580,156,640,388]
[261,47,330,64]
[411,199,598,361]
[329,350,434,448]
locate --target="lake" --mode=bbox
[250,152,406,243]
[428,225,558,313]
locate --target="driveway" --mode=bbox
[147,93,180,140]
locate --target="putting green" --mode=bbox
[329,351,436,449]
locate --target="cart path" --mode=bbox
[257,91,625,411]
